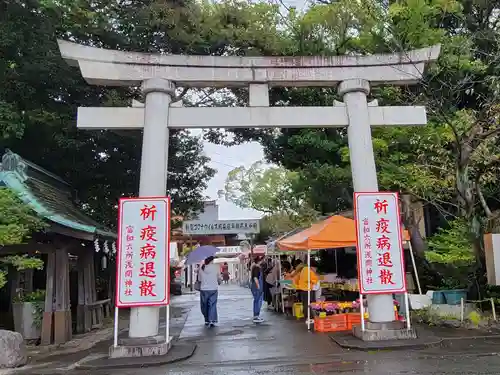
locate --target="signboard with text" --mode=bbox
[354,192,406,295]
[183,219,260,235]
[116,197,170,307]
[216,246,242,255]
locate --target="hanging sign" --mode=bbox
[216,246,242,255]
[354,192,406,294]
[116,197,170,307]
[182,219,260,235]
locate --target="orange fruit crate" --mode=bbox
[347,312,400,329]
[314,314,348,333]
[346,313,362,330]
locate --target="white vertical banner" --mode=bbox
[116,197,171,307]
[354,192,407,295]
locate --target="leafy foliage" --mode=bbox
[0,188,45,288]
[0,0,217,228]
[0,188,45,246]
[426,219,474,265]
[1,0,499,288]
[203,0,500,271]
[223,161,318,235]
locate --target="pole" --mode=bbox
[360,293,365,332]
[338,78,394,324]
[129,78,175,339]
[113,306,119,347]
[189,265,193,292]
[250,236,254,262]
[166,305,170,343]
[408,242,422,295]
[307,250,311,331]
[460,297,464,322]
[278,257,285,314]
[404,292,411,330]
[492,298,497,322]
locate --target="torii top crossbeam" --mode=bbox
[57,40,440,87]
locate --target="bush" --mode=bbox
[425,218,474,290]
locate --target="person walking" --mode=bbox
[221,262,230,284]
[262,258,274,309]
[199,256,220,327]
[265,259,280,310]
[250,257,265,323]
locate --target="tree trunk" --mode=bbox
[400,194,426,258]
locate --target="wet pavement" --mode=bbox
[8,285,500,374]
[69,351,500,375]
[178,284,341,365]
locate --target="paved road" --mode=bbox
[10,284,500,375]
[75,352,500,375]
[88,285,500,375]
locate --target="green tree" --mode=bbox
[208,0,500,268]
[0,188,45,288]
[0,0,218,228]
[222,161,318,235]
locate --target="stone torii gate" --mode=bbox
[57,40,440,352]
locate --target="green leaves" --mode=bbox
[426,218,474,265]
[0,0,218,226]
[223,161,319,235]
[0,188,46,289]
[224,161,299,214]
[0,188,46,246]
[0,101,24,139]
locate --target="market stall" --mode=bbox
[275,215,414,332]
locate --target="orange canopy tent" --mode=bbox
[277,215,410,251]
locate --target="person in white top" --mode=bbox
[198,256,220,327]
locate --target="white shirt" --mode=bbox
[199,263,219,291]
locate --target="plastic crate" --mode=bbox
[346,313,362,329]
[293,303,304,319]
[314,314,348,332]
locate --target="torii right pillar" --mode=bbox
[340,78,413,339]
[340,79,396,324]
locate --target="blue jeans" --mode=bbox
[200,290,218,323]
[250,286,263,317]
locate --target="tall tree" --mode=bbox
[206,0,500,267]
[222,161,318,235]
[0,0,219,227]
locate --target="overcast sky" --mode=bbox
[202,139,265,220]
[187,128,265,220]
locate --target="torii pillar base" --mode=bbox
[108,336,173,358]
[353,321,417,341]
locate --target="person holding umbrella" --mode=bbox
[199,256,221,327]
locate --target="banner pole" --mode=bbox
[404,292,411,330]
[113,306,119,347]
[408,242,422,295]
[166,305,170,343]
[360,293,365,332]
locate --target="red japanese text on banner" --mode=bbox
[116,197,170,307]
[354,192,406,294]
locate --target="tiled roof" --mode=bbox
[0,150,115,240]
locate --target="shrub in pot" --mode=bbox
[12,290,45,341]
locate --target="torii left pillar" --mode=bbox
[128,78,174,345]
